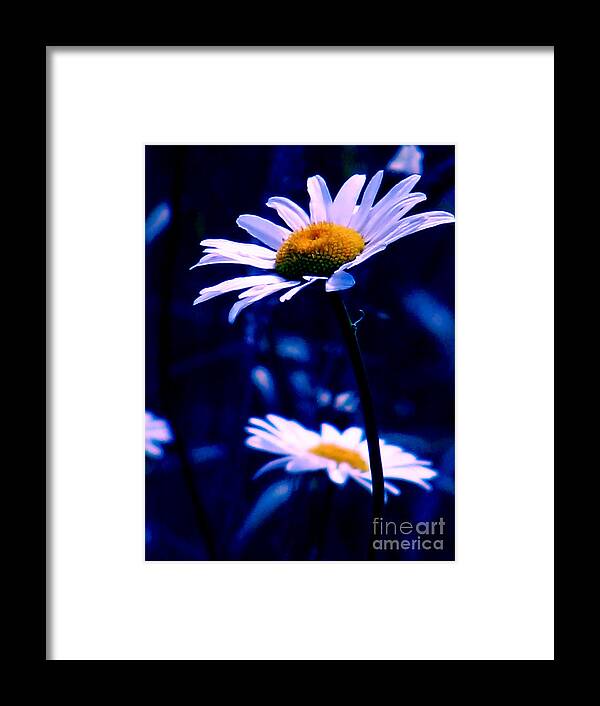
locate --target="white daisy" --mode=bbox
[192,172,454,322]
[245,414,437,496]
[145,411,173,458]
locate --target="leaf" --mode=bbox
[236,481,293,545]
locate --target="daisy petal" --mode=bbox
[200,239,277,259]
[329,174,366,226]
[194,275,285,305]
[237,282,293,299]
[351,473,402,497]
[362,193,427,241]
[327,464,348,485]
[350,170,384,231]
[253,456,294,478]
[245,426,297,453]
[345,210,453,272]
[382,211,455,246]
[321,423,342,442]
[236,215,291,249]
[383,465,438,490]
[370,174,421,216]
[344,245,387,270]
[266,197,310,231]
[351,474,373,492]
[191,253,275,269]
[286,455,326,472]
[245,425,304,454]
[228,281,298,323]
[326,270,355,292]
[341,426,363,447]
[265,415,320,448]
[307,175,332,222]
[245,435,290,455]
[279,278,316,302]
[382,446,425,466]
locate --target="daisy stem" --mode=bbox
[329,292,384,560]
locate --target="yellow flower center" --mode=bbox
[275,222,365,278]
[309,442,369,472]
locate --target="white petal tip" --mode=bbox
[235,215,253,228]
[326,271,356,292]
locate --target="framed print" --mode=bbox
[48,46,554,660]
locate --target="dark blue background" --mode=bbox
[146,146,454,560]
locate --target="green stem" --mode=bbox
[329,292,384,560]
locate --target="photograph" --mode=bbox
[145,145,455,561]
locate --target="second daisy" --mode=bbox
[246,414,437,497]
